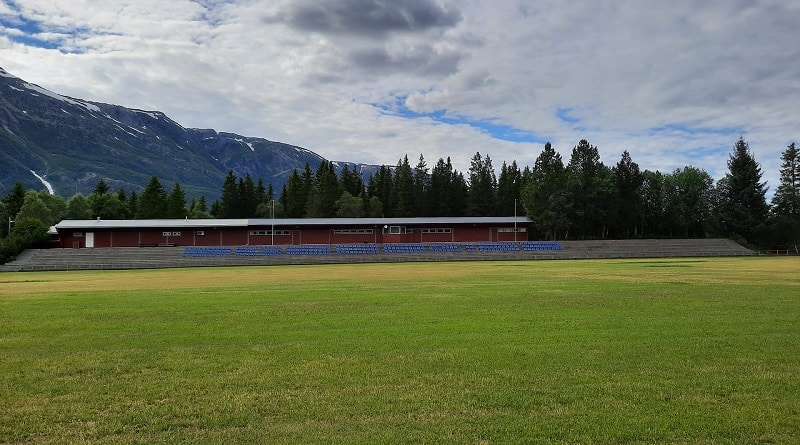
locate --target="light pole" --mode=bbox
[271,199,275,246]
[514,199,517,242]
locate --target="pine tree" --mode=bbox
[717,137,769,246]
[467,152,496,216]
[238,174,257,217]
[137,176,168,219]
[521,142,568,240]
[612,151,644,238]
[496,161,522,216]
[413,154,431,216]
[93,179,110,196]
[566,139,612,238]
[2,182,27,218]
[770,142,800,252]
[367,165,394,217]
[219,171,240,218]
[306,160,339,218]
[771,142,800,218]
[166,183,187,219]
[392,155,415,217]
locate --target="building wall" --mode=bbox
[57,222,529,248]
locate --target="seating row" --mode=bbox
[521,241,564,251]
[428,243,462,253]
[182,247,232,257]
[182,241,565,258]
[235,245,282,256]
[383,243,427,253]
[336,244,380,254]
[477,242,521,252]
[286,245,331,255]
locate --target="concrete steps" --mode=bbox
[2,239,754,272]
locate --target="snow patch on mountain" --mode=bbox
[22,82,101,113]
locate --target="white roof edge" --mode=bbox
[54,217,531,230]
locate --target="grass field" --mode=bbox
[1,257,799,444]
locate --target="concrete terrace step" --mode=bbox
[1,239,754,272]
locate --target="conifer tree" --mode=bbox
[496,160,522,216]
[612,150,644,238]
[769,142,800,252]
[522,142,568,239]
[467,152,496,216]
[771,142,800,218]
[166,183,187,219]
[219,171,240,218]
[716,137,769,245]
[137,176,168,219]
[392,155,415,217]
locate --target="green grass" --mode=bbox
[1,257,799,444]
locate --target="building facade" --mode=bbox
[53,217,532,248]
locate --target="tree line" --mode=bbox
[2,137,799,262]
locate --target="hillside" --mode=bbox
[0,67,373,200]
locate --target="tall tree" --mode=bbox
[218,171,240,218]
[367,165,394,217]
[565,139,614,238]
[137,176,168,219]
[65,194,91,220]
[166,183,188,219]
[281,168,309,218]
[238,174,257,217]
[522,142,569,240]
[665,167,714,238]
[392,155,415,217]
[2,182,27,219]
[467,152,497,216]
[339,164,365,198]
[612,150,644,238]
[413,154,431,216]
[496,161,522,216]
[309,160,340,218]
[641,170,668,237]
[770,142,800,252]
[717,137,770,245]
[771,142,800,218]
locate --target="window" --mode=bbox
[498,228,527,233]
[163,231,182,236]
[73,232,83,238]
[249,230,290,236]
[422,228,452,234]
[334,229,373,235]
[388,226,406,235]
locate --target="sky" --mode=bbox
[1,0,798,194]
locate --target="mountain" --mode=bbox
[0,67,377,201]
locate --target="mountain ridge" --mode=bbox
[0,67,376,201]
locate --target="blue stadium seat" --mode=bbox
[336,244,379,254]
[286,245,331,255]
[384,243,426,253]
[521,241,564,251]
[428,243,462,253]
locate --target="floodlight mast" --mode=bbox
[514,199,517,242]
[271,200,275,245]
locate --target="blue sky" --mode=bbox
[1,0,798,190]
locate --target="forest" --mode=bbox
[1,137,799,262]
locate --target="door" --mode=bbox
[85,232,95,248]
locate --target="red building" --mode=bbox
[54,217,532,248]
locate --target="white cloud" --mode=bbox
[1,0,798,192]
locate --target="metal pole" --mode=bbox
[514,199,517,242]
[271,199,275,245]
